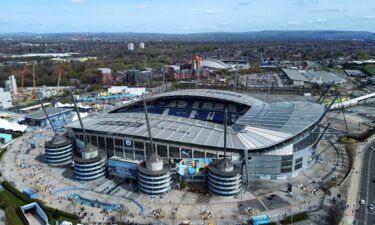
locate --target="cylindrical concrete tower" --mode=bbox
[44,135,73,166]
[73,144,107,181]
[137,153,171,195]
[207,158,241,196]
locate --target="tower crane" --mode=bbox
[20,64,26,94]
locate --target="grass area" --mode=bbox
[280,212,309,224]
[0,147,7,160]
[0,181,79,225]
[364,64,375,76]
[0,189,30,225]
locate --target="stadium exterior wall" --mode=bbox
[71,122,320,181]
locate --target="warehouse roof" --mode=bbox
[303,71,346,84]
[25,108,73,120]
[282,69,309,82]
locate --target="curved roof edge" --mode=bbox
[110,89,263,113]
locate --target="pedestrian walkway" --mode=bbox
[340,135,375,225]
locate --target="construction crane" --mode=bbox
[20,64,26,94]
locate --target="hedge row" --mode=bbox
[280,212,309,224]
[43,205,79,220]
[1,180,79,221]
[0,147,7,160]
[1,181,41,205]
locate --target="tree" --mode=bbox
[52,209,61,219]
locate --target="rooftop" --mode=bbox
[303,71,346,84]
[282,69,309,82]
[69,98,324,150]
[25,108,73,120]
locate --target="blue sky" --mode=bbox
[0,0,374,33]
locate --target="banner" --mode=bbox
[172,158,212,176]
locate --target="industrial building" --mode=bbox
[24,108,74,128]
[303,71,346,85]
[282,69,346,86]
[282,69,309,86]
[68,89,326,181]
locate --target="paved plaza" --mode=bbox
[0,128,344,224]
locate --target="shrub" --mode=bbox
[280,212,309,224]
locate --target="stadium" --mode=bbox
[68,89,326,181]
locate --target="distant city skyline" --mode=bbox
[0,0,374,33]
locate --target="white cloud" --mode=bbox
[69,0,82,3]
[295,0,319,6]
[350,15,375,21]
[196,10,217,15]
[316,18,327,23]
[286,21,302,26]
[134,4,152,11]
[310,8,347,13]
[238,1,252,6]
[185,24,226,31]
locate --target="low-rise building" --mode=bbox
[0,88,13,110]
[303,71,346,85]
[345,69,367,78]
[282,69,309,86]
[4,75,17,96]
[20,202,49,225]
[24,108,74,128]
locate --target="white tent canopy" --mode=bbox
[0,118,28,132]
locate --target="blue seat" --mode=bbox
[169,109,191,118]
[212,112,224,123]
[195,110,209,120]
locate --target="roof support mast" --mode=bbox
[37,94,57,135]
[70,89,89,144]
[224,106,228,159]
[142,94,154,154]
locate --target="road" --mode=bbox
[355,143,375,225]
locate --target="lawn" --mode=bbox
[364,64,375,76]
[0,189,26,225]
[0,181,80,225]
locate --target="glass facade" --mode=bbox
[157,145,168,157]
[73,132,224,161]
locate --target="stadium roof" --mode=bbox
[110,89,263,113]
[282,69,309,82]
[69,90,325,150]
[201,59,230,69]
[150,89,263,106]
